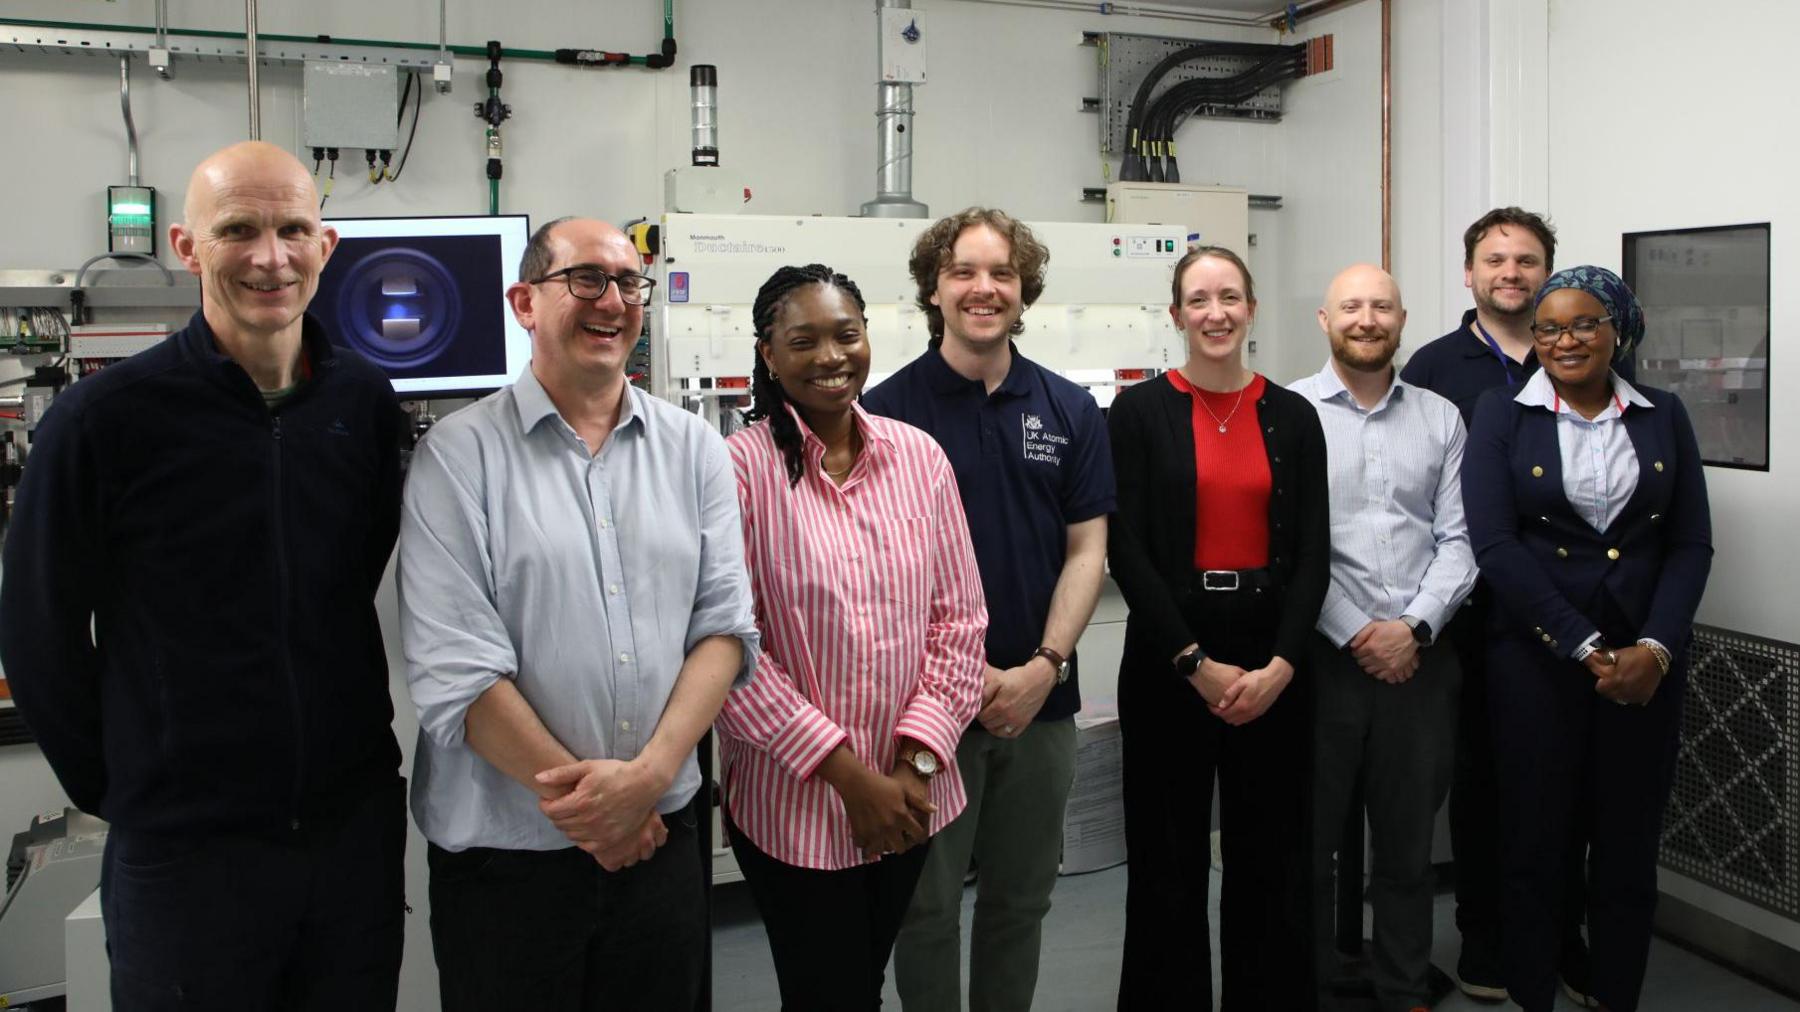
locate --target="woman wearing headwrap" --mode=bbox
[1461,265,1713,1012]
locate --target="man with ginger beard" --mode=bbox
[0,141,408,1007]
[1294,264,1476,1012]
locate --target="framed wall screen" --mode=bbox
[1624,223,1770,470]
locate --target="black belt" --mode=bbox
[1188,567,1274,593]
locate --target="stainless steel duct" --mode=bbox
[245,0,261,139]
[859,0,927,219]
[691,64,719,167]
[120,55,140,186]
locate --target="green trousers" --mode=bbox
[893,717,1080,1012]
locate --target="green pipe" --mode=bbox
[663,0,675,40]
[489,177,500,217]
[4,16,607,63]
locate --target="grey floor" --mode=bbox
[711,864,1800,1011]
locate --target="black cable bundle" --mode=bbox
[1118,42,1307,183]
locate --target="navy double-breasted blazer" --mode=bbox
[1461,381,1713,659]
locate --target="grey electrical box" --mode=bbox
[302,62,400,150]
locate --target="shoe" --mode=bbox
[1455,939,1509,1002]
[1560,937,1599,1008]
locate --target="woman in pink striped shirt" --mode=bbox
[717,264,988,1010]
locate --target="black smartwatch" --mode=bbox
[1402,615,1432,645]
[1174,646,1205,678]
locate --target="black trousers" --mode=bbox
[726,807,930,1011]
[427,797,707,1012]
[101,776,406,1011]
[1117,581,1313,1011]
[1447,594,1588,958]
[1488,634,1685,1012]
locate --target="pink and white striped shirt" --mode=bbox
[717,404,987,870]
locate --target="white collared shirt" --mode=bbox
[1514,369,1654,533]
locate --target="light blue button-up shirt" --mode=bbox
[399,368,758,852]
[1292,359,1477,648]
[1513,368,1651,534]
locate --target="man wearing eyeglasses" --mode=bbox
[398,216,758,1010]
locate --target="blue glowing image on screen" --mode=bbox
[314,215,531,397]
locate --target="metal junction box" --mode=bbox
[302,61,400,151]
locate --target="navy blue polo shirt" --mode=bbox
[861,344,1115,723]
[1400,309,1540,429]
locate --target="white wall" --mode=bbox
[0,0,1416,379]
[0,0,1282,267]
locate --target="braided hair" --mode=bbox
[744,264,869,487]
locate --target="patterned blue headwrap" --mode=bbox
[1534,265,1645,355]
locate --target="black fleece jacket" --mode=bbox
[0,310,404,835]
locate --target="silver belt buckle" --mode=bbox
[1201,569,1240,592]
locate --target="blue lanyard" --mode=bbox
[1472,319,1522,387]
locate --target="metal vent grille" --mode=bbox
[1660,624,1800,918]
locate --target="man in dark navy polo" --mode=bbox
[1402,207,1595,1007]
[866,207,1114,1012]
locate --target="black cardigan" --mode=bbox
[1106,373,1330,675]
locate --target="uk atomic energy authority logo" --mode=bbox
[1022,413,1068,466]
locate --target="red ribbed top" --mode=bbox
[1165,370,1271,570]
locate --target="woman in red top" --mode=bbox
[1107,246,1331,1010]
[715,263,987,1010]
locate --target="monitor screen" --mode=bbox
[316,214,530,398]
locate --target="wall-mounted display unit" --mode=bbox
[1624,223,1770,470]
[316,215,531,399]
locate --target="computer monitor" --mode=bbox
[315,214,531,398]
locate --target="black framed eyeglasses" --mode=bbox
[1530,316,1612,346]
[531,266,658,306]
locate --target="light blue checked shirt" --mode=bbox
[399,368,759,852]
[1292,359,1477,648]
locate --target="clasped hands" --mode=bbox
[818,744,937,862]
[533,757,672,872]
[1582,644,1663,706]
[1178,645,1293,726]
[1349,619,1420,684]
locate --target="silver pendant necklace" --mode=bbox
[1198,384,1249,434]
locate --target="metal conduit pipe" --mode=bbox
[120,54,140,186]
[244,0,260,139]
[860,0,927,219]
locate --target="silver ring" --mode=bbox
[1002,724,1015,735]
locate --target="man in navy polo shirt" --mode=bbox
[866,207,1114,1012]
[1402,207,1595,1007]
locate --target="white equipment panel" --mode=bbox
[651,213,1189,404]
[1105,182,1249,256]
